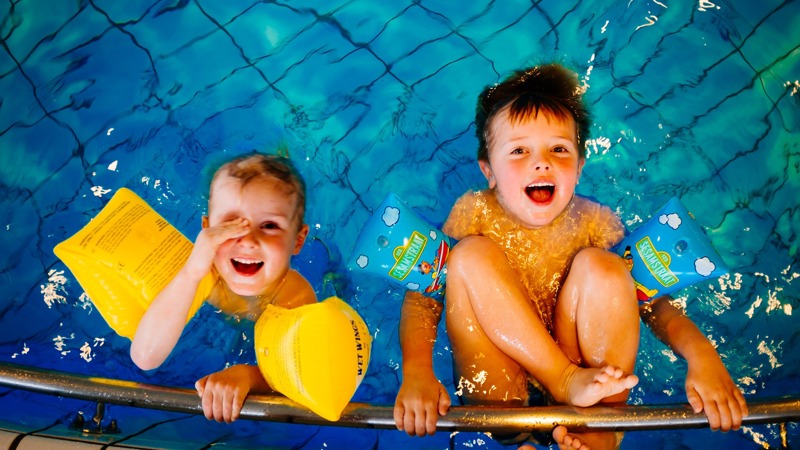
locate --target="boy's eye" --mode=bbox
[552,145,568,153]
[510,147,524,155]
[261,222,280,230]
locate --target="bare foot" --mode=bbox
[563,365,638,407]
[552,426,621,450]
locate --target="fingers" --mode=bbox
[715,390,745,431]
[686,387,704,414]
[394,380,449,437]
[423,403,439,436]
[200,389,241,423]
[220,217,250,235]
[688,384,749,431]
[207,218,250,245]
[195,377,207,396]
[200,384,216,421]
[198,381,244,423]
[187,218,251,277]
[395,403,440,437]
[198,218,250,248]
[728,394,744,430]
[438,386,452,416]
[415,408,430,437]
[735,387,749,417]
[229,391,243,422]
[403,408,418,436]
[395,403,421,436]
[392,404,404,431]
[717,400,732,431]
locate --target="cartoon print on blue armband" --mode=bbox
[615,197,729,303]
[350,193,453,301]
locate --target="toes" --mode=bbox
[624,374,639,389]
[552,425,568,442]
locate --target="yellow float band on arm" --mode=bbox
[254,297,372,422]
[53,188,212,339]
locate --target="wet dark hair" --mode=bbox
[210,152,307,229]
[475,63,591,161]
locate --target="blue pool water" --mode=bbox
[1,1,798,448]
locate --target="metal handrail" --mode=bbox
[0,362,797,433]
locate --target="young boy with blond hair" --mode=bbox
[131,152,317,423]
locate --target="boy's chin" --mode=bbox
[221,276,269,298]
[229,286,265,297]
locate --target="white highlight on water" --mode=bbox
[635,15,658,31]
[41,269,68,308]
[757,341,782,369]
[53,333,74,356]
[697,0,720,12]
[585,136,611,157]
[786,80,799,96]
[10,343,29,359]
[90,185,111,197]
[80,342,93,362]
[660,348,678,363]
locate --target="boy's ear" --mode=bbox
[478,160,496,189]
[201,216,209,228]
[293,224,310,255]
[577,158,586,184]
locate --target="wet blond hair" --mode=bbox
[210,152,306,230]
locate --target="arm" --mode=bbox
[195,364,271,423]
[193,269,314,423]
[393,290,451,437]
[641,296,748,431]
[130,218,249,370]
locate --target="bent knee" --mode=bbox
[572,247,634,287]
[448,235,504,271]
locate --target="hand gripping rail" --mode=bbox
[0,362,797,433]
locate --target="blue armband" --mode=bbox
[614,197,729,303]
[349,193,453,301]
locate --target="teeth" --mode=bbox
[232,257,262,264]
[527,182,554,188]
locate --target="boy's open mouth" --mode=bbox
[525,182,555,204]
[231,257,264,276]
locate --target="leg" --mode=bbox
[552,247,640,449]
[445,237,534,406]
[554,247,640,402]
[445,237,636,408]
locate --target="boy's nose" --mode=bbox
[236,230,258,247]
[533,155,551,171]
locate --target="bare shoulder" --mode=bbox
[572,196,621,225]
[275,269,317,309]
[572,195,625,248]
[572,195,609,213]
[443,189,487,238]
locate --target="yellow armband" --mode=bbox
[54,188,211,339]
[254,297,372,421]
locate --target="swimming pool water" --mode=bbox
[1,1,798,449]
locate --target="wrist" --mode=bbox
[402,361,435,378]
[180,263,211,285]
[680,337,720,363]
